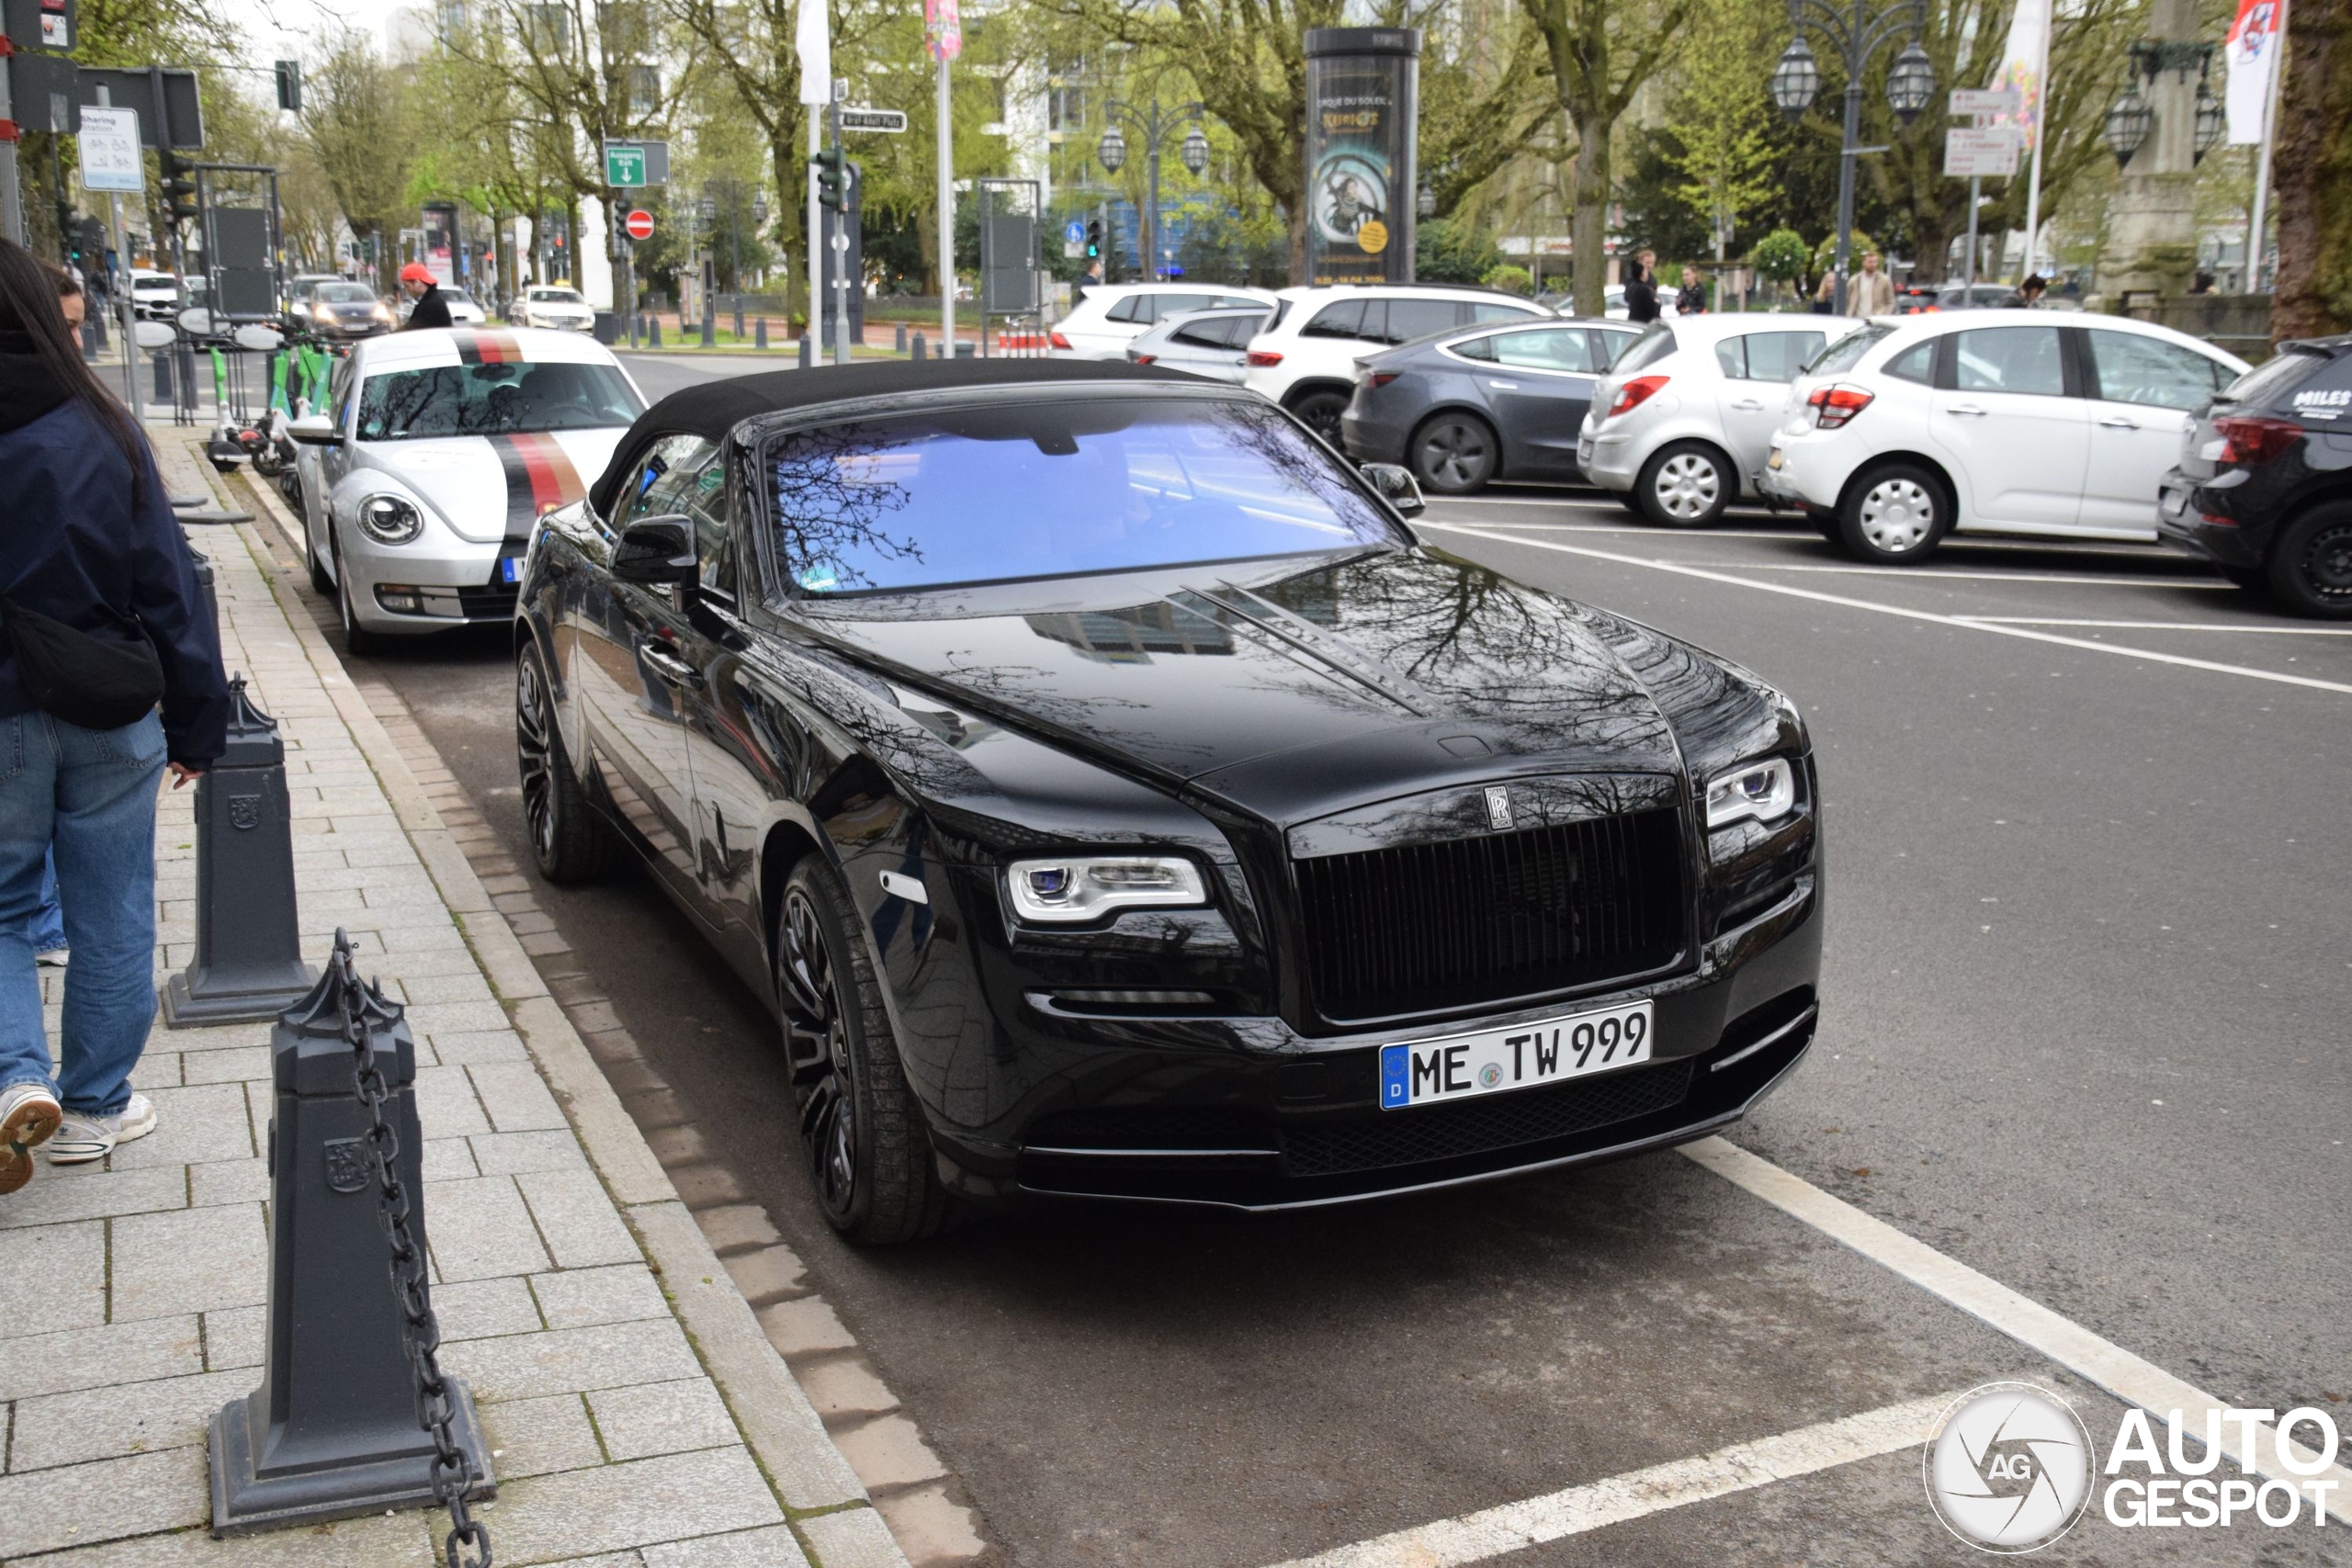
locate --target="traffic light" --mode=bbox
[274,60,303,114]
[1085,218,1102,259]
[158,148,199,229]
[811,146,848,213]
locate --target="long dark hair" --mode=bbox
[0,234,151,488]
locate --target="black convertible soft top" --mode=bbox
[591,356,1203,518]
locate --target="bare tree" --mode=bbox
[299,33,420,292]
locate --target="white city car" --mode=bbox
[1577,314,1861,526]
[1243,285,1552,445]
[1050,282,1281,360]
[1758,313,2248,562]
[514,285,596,333]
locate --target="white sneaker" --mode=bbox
[1,1083,64,1195]
[47,1092,157,1166]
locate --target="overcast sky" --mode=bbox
[239,0,408,64]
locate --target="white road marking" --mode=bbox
[1956,617,2352,636]
[1682,1137,2352,1516]
[1420,519,1804,541]
[1260,1393,1960,1568]
[1421,523,2352,694]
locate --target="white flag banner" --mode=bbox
[1988,0,2052,154]
[2224,0,2283,145]
[796,0,831,105]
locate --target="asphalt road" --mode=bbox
[266,391,2351,1564]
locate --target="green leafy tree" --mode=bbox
[1664,0,1781,260]
[1416,216,1502,283]
[1749,226,1810,303]
[299,32,421,292]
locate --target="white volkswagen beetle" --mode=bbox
[288,327,645,651]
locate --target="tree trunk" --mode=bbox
[1288,204,1308,286]
[2273,0,2352,341]
[1570,111,1611,318]
[771,140,808,327]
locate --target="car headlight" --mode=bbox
[1007,855,1208,923]
[356,494,425,545]
[1704,758,1797,829]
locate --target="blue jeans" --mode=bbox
[0,710,166,1117]
[31,852,64,952]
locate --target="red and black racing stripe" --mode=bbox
[453,329,526,366]
[490,433,588,533]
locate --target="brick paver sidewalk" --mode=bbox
[0,436,909,1568]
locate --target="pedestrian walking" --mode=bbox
[1623,250,1661,323]
[1675,265,1709,316]
[2002,274,2050,309]
[1072,257,1103,306]
[0,236,230,1196]
[1811,269,1839,314]
[398,262,453,331]
[1849,252,1896,317]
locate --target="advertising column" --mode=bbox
[1302,28,1420,286]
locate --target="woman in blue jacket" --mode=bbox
[0,237,230,1195]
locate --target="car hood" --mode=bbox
[348,427,628,545]
[799,547,1692,827]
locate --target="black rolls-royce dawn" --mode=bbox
[513,359,1823,1242]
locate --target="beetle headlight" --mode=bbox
[356,494,425,545]
[1007,855,1208,923]
[1704,757,1797,829]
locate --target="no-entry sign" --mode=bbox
[624,209,656,242]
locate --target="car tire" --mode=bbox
[775,856,957,1246]
[1838,463,1950,564]
[333,531,382,656]
[1634,441,1732,528]
[1287,389,1351,447]
[1410,412,1499,494]
[2266,501,2352,619]
[514,642,615,884]
[305,516,334,595]
[1805,506,1841,542]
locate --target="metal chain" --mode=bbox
[333,932,492,1568]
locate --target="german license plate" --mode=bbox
[1378,999,1654,1111]
[501,556,523,584]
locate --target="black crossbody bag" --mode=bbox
[0,594,165,730]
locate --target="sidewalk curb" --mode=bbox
[218,460,904,1558]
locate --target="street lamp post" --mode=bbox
[1772,0,1933,314]
[1098,98,1206,282]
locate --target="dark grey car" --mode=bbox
[1340,318,1641,493]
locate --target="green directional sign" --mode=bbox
[605,143,646,187]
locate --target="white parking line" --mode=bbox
[1956,617,2352,636]
[1420,519,1804,541]
[1420,523,2352,694]
[1260,1393,1960,1568]
[1682,1138,2352,1514]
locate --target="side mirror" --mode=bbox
[612,516,696,584]
[287,413,342,446]
[1360,462,1426,518]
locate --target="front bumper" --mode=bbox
[909,876,1825,1212]
[340,529,523,634]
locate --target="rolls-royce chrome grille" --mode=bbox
[1293,807,1686,1024]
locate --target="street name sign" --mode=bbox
[1944,126,2020,178]
[1949,89,2020,118]
[78,107,144,192]
[839,107,908,133]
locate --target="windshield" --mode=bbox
[356,361,641,440]
[2215,345,2324,408]
[767,397,1402,595]
[317,284,377,304]
[443,290,476,306]
[1610,324,1675,374]
[530,288,585,304]
[1808,323,1895,375]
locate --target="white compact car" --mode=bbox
[1577,314,1861,526]
[1122,304,1277,384]
[514,285,596,333]
[1758,313,2248,562]
[1243,285,1553,444]
[401,288,489,326]
[1050,282,1281,360]
[288,327,645,651]
[130,269,183,320]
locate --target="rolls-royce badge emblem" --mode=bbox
[1484,786,1512,831]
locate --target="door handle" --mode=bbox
[1731,400,1764,412]
[1947,402,1987,416]
[1487,379,1519,389]
[2099,415,2139,429]
[640,643,705,690]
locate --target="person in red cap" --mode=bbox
[398,262,452,331]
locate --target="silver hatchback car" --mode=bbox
[1123,304,1275,384]
[288,327,644,652]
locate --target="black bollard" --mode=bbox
[798,333,813,368]
[733,307,745,341]
[700,309,715,348]
[648,317,662,348]
[754,316,768,350]
[209,938,496,1533]
[895,321,908,354]
[153,350,175,401]
[911,332,926,361]
[163,679,318,1026]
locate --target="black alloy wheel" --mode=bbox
[775,858,955,1245]
[1411,412,1499,494]
[333,531,382,656]
[2267,502,2352,620]
[514,644,614,883]
[1288,389,1350,446]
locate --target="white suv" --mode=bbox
[1051,282,1280,360]
[1760,312,2247,562]
[1245,286,1554,443]
[1577,314,1860,527]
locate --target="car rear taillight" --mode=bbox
[1049,331,1072,350]
[2214,415,2302,466]
[1247,349,1283,367]
[1806,383,1874,430]
[1128,352,1156,365]
[1608,375,1668,417]
[1366,371,1399,388]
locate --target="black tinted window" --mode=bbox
[2217,345,2328,409]
[1385,299,1464,344]
[1302,300,1365,338]
[1105,294,1148,323]
[1449,335,1497,362]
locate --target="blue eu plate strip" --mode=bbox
[1379,1044,1410,1109]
